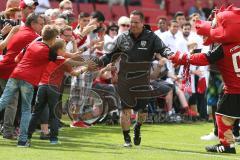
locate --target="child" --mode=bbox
[0,25,59,147]
[27,38,93,144]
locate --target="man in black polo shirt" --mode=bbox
[99,10,174,147]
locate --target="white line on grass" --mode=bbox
[146,147,240,160]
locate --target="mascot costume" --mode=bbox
[171,5,240,154]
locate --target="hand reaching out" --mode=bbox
[9,25,20,35]
[82,24,97,36]
[85,59,98,71]
[1,23,13,36]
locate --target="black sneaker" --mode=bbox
[3,134,17,140]
[234,136,240,145]
[205,144,236,154]
[123,141,132,147]
[133,123,141,146]
[17,140,31,148]
[40,132,50,140]
[123,131,132,147]
[0,124,3,135]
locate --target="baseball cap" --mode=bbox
[19,0,39,9]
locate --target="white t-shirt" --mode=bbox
[160,31,183,84]
[188,31,204,49]
[154,30,166,38]
[66,41,75,53]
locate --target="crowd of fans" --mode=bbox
[0,0,239,147]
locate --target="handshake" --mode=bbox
[169,51,190,66]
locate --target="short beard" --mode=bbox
[183,32,190,38]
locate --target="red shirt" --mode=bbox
[10,41,53,86]
[217,44,240,93]
[0,26,39,79]
[39,57,72,88]
[93,77,109,86]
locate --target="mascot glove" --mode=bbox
[169,51,189,66]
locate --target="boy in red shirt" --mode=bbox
[27,39,94,144]
[0,25,59,147]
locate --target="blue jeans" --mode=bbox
[0,78,34,142]
[0,78,19,136]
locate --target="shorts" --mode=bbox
[216,94,240,118]
[120,79,172,112]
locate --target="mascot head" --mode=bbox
[195,5,240,45]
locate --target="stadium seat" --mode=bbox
[143,9,167,24]
[214,0,229,7]
[167,0,184,16]
[142,0,160,9]
[111,5,127,21]
[72,2,79,16]
[0,0,7,11]
[182,0,195,14]
[78,3,94,14]
[50,1,59,9]
[95,4,112,21]
[228,0,240,7]
[128,6,143,13]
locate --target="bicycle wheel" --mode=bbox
[67,89,104,125]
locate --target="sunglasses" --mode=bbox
[110,28,118,31]
[121,24,130,27]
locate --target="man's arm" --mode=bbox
[0,26,20,51]
[98,37,121,67]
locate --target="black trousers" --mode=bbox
[28,85,60,141]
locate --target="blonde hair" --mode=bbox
[118,16,130,26]
[59,0,72,9]
[4,7,21,19]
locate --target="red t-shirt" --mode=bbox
[93,77,109,86]
[217,44,240,93]
[10,41,54,86]
[39,57,73,88]
[0,26,39,79]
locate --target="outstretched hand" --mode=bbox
[85,59,98,71]
[169,51,188,67]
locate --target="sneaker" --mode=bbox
[50,140,61,145]
[205,144,236,154]
[123,131,132,148]
[0,124,3,135]
[201,132,218,141]
[17,140,31,147]
[133,123,141,146]
[3,134,17,140]
[234,136,240,145]
[184,107,198,117]
[40,132,50,140]
[123,142,132,147]
[70,121,90,128]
